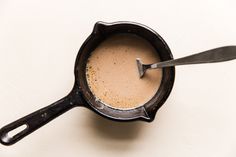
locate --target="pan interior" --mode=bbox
[85,33,163,110]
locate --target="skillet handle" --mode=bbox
[0,91,81,146]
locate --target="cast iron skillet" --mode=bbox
[0,21,175,146]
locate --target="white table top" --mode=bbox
[0,0,236,156]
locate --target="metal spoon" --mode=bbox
[136,46,236,78]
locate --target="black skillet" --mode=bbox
[0,21,175,146]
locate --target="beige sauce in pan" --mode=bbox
[86,34,162,110]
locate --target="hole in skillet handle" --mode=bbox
[7,124,28,139]
[1,124,28,145]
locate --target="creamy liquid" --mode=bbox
[86,34,162,109]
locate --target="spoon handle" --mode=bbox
[151,46,236,68]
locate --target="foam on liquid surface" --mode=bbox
[86,34,162,109]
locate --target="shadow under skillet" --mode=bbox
[87,111,146,141]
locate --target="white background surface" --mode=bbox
[0,0,236,156]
